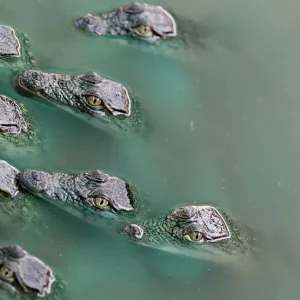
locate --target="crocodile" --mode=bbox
[0,95,40,158]
[0,25,35,73]
[0,244,65,299]
[75,2,177,42]
[122,205,260,266]
[17,165,140,226]
[74,2,222,66]
[18,70,141,129]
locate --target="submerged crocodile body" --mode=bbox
[18,70,141,129]
[75,2,177,42]
[0,244,65,299]
[0,25,35,73]
[122,205,258,266]
[0,95,40,157]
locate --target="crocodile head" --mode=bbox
[122,205,252,263]
[18,169,138,223]
[75,2,177,42]
[0,25,20,57]
[0,95,27,135]
[18,70,131,118]
[0,245,55,297]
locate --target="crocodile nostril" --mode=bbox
[83,17,91,24]
[31,171,41,181]
[31,72,39,80]
[124,224,144,239]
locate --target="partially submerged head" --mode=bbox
[0,95,27,135]
[75,2,177,42]
[122,205,249,262]
[18,169,138,222]
[0,25,20,57]
[0,245,55,297]
[18,70,131,118]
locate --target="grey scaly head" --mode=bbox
[0,25,20,57]
[75,2,177,42]
[122,205,254,264]
[0,95,27,135]
[0,245,55,297]
[0,95,40,154]
[18,169,140,224]
[0,159,20,198]
[18,70,131,119]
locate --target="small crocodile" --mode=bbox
[75,2,177,42]
[18,70,141,129]
[0,244,63,299]
[75,2,219,66]
[0,25,35,73]
[17,166,140,225]
[122,205,258,266]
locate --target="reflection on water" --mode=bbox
[0,0,300,299]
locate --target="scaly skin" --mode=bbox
[0,245,66,300]
[18,70,141,129]
[0,95,40,157]
[75,2,177,42]
[122,205,258,265]
[0,25,35,73]
[18,168,141,225]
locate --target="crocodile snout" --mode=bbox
[19,170,47,193]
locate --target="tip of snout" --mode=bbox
[18,69,32,89]
[75,14,93,29]
[18,170,41,193]
[122,224,144,239]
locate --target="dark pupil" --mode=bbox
[4,270,9,276]
[100,199,104,205]
[196,233,200,239]
[93,98,97,104]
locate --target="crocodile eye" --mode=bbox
[0,266,15,282]
[134,25,153,35]
[183,232,204,242]
[92,197,109,209]
[86,95,102,106]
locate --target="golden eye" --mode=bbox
[135,25,152,35]
[0,266,14,282]
[86,95,102,106]
[183,232,204,242]
[92,197,109,209]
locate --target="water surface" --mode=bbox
[0,0,300,299]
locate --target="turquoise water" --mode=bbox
[1,0,300,299]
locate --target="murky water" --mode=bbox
[0,0,300,299]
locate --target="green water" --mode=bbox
[1,0,300,299]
